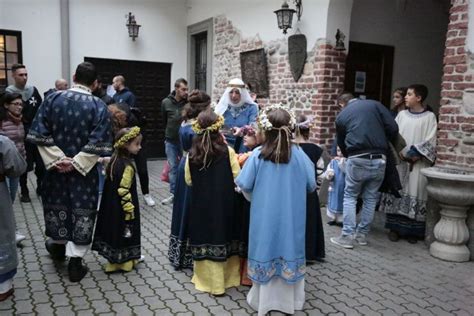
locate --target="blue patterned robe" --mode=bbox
[27,90,112,245]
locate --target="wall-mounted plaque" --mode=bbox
[240,48,269,98]
[288,34,307,82]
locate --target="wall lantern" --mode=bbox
[126,12,141,41]
[274,0,303,35]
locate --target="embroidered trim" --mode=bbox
[72,159,87,176]
[248,257,306,284]
[83,143,113,155]
[189,240,244,261]
[380,193,427,222]
[413,141,436,163]
[168,234,193,269]
[26,133,55,146]
[92,240,141,264]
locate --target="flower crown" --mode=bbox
[258,104,296,131]
[192,115,225,135]
[114,126,141,149]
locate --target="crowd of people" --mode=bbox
[0,60,438,315]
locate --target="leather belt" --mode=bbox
[355,153,384,160]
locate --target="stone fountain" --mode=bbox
[421,167,474,262]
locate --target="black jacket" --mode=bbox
[335,99,398,157]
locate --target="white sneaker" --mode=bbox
[161,194,174,205]
[138,255,145,263]
[143,194,156,206]
[16,233,26,244]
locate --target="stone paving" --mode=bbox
[2,160,474,315]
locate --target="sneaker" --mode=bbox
[138,255,145,263]
[354,233,368,246]
[330,235,354,249]
[161,194,174,205]
[143,194,156,206]
[16,233,26,245]
[20,194,31,203]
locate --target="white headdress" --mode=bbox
[215,78,256,115]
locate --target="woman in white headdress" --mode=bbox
[215,78,258,153]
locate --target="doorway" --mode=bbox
[344,41,394,107]
[85,57,171,158]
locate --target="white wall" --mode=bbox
[0,0,188,94]
[326,0,353,50]
[349,0,449,109]
[69,0,187,88]
[186,0,331,49]
[0,0,62,95]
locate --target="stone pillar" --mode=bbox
[433,0,474,260]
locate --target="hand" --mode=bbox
[98,157,111,165]
[233,127,243,137]
[55,157,74,173]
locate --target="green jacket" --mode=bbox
[161,91,186,143]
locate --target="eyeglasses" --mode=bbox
[9,102,23,106]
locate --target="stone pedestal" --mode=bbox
[468,209,474,261]
[421,167,474,262]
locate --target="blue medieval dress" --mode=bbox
[222,103,258,153]
[326,159,345,222]
[235,145,316,315]
[26,89,112,246]
[168,121,195,269]
[0,136,26,294]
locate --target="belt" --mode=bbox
[0,174,4,182]
[354,153,385,160]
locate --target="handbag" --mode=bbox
[160,161,170,183]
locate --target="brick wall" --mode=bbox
[213,15,346,148]
[437,0,474,171]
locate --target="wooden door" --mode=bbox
[344,41,394,107]
[84,57,171,158]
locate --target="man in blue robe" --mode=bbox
[27,62,112,282]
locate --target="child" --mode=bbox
[235,125,261,286]
[92,126,143,273]
[236,105,316,316]
[168,90,211,270]
[185,110,241,296]
[294,114,325,263]
[379,84,437,244]
[324,146,346,227]
[390,87,407,118]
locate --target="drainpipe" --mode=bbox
[60,0,70,82]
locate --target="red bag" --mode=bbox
[160,161,170,183]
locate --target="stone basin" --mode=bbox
[421,167,474,262]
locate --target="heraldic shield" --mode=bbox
[288,34,307,82]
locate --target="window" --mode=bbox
[194,32,207,91]
[0,30,22,92]
[187,19,213,93]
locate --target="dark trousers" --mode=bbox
[20,142,45,196]
[133,147,149,195]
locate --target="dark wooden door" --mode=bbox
[84,57,171,158]
[344,41,394,107]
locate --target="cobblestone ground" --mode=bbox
[2,160,474,315]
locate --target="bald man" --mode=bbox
[112,75,136,107]
[44,78,68,99]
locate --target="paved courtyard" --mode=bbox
[2,160,474,315]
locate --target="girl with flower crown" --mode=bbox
[236,105,316,315]
[92,127,143,273]
[184,110,242,296]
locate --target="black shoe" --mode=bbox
[388,231,400,242]
[327,220,337,226]
[68,257,89,282]
[20,194,31,203]
[45,240,66,260]
[407,236,418,244]
[335,222,343,228]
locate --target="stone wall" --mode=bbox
[437,0,474,171]
[213,15,346,148]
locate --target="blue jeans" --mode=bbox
[165,140,181,194]
[342,157,386,236]
[6,177,19,203]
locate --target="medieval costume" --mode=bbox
[185,146,242,295]
[379,109,437,240]
[236,145,316,315]
[299,143,326,262]
[215,78,258,153]
[26,86,112,267]
[0,135,26,301]
[92,128,141,273]
[168,121,195,269]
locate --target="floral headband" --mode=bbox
[192,115,225,135]
[114,126,141,149]
[258,104,296,131]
